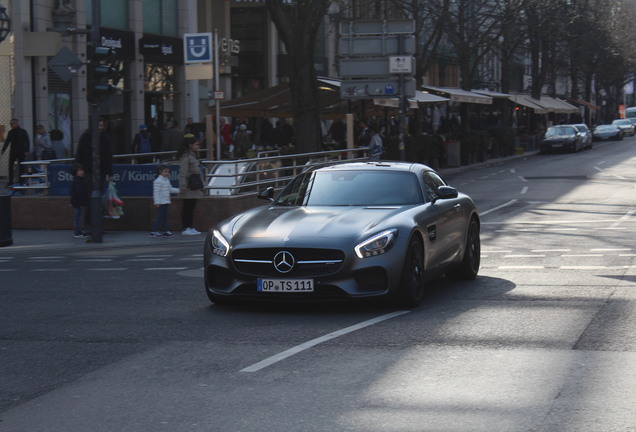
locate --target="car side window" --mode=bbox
[422,171,446,202]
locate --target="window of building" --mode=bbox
[85,0,129,29]
[143,0,178,36]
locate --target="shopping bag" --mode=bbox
[103,181,125,219]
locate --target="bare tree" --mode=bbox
[265,0,332,153]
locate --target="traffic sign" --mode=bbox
[48,46,83,82]
[340,57,414,77]
[184,33,213,63]
[340,78,416,99]
[339,35,415,56]
[389,56,413,74]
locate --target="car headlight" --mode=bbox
[355,229,398,259]
[211,229,230,257]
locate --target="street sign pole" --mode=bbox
[398,35,406,161]
[89,0,103,243]
[214,28,221,161]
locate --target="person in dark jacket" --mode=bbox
[1,118,31,186]
[69,163,89,238]
[74,119,113,231]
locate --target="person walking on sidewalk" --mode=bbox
[150,164,179,238]
[1,118,31,186]
[69,163,89,238]
[177,134,204,235]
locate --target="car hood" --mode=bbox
[544,134,574,140]
[228,205,408,243]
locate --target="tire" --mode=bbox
[449,218,480,280]
[395,236,425,308]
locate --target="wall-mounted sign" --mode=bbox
[184,33,213,63]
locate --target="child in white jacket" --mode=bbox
[150,164,180,238]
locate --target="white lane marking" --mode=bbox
[144,267,188,271]
[28,256,63,260]
[505,254,545,258]
[240,311,410,373]
[480,199,518,216]
[127,258,166,262]
[498,266,545,269]
[31,269,70,272]
[532,249,571,253]
[482,250,512,253]
[620,254,636,257]
[76,259,113,262]
[591,248,632,252]
[561,254,603,257]
[520,186,528,194]
[561,266,629,270]
[609,210,635,229]
[89,268,128,271]
[510,169,516,174]
[518,176,527,182]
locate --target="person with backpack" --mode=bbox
[133,124,153,163]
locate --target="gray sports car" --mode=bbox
[204,161,480,308]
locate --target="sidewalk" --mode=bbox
[0,151,538,252]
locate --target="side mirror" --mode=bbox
[437,185,458,200]
[258,187,275,202]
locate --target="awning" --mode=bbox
[422,85,493,105]
[374,90,449,109]
[220,78,342,117]
[471,89,511,99]
[566,98,600,111]
[508,93,549,114]
[538,96,579,114]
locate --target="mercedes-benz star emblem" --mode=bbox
[273,251,295,273]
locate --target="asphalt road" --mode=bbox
[1,137,635,431]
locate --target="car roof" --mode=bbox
[314,161,431,174]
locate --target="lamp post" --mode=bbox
[0,4,10,43]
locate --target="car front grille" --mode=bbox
[232,248,345,277]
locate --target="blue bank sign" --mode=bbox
[184,33,213,64]
[48,164,180,197]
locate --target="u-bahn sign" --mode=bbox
[184,33,213,63]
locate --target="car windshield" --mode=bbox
[596,125,614,131]
[612,120,629,125]
[275,169,424,206]
[545,126,575,137]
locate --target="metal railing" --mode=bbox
[15,147,369,196]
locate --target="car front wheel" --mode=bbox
[448,218,480,280]
[395,236,425,308]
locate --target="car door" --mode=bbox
[421,171,463,270]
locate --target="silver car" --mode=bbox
[203,162,480,308]
[611,119,635,136]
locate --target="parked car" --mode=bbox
[203,161,481,308]
[571,123,593,150]
[592,124,623,141]
[540,125,582,153]
[611,119,635,136]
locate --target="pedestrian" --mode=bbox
[355,119,371,147]
[219,117,233,156]
[69,163,89,239]
[1,118,31,186]
[49,128,66,159]
[177,134,204,235]
[161,120,183,154]
[368,127,385,161]
[233,123,251,157]
[74,119,113,233]
[34,125,54,160]
[150,164,179,238]
[132,124,153,163]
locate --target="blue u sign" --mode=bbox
[184,33,212,63]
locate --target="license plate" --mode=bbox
[257,278,314,292]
